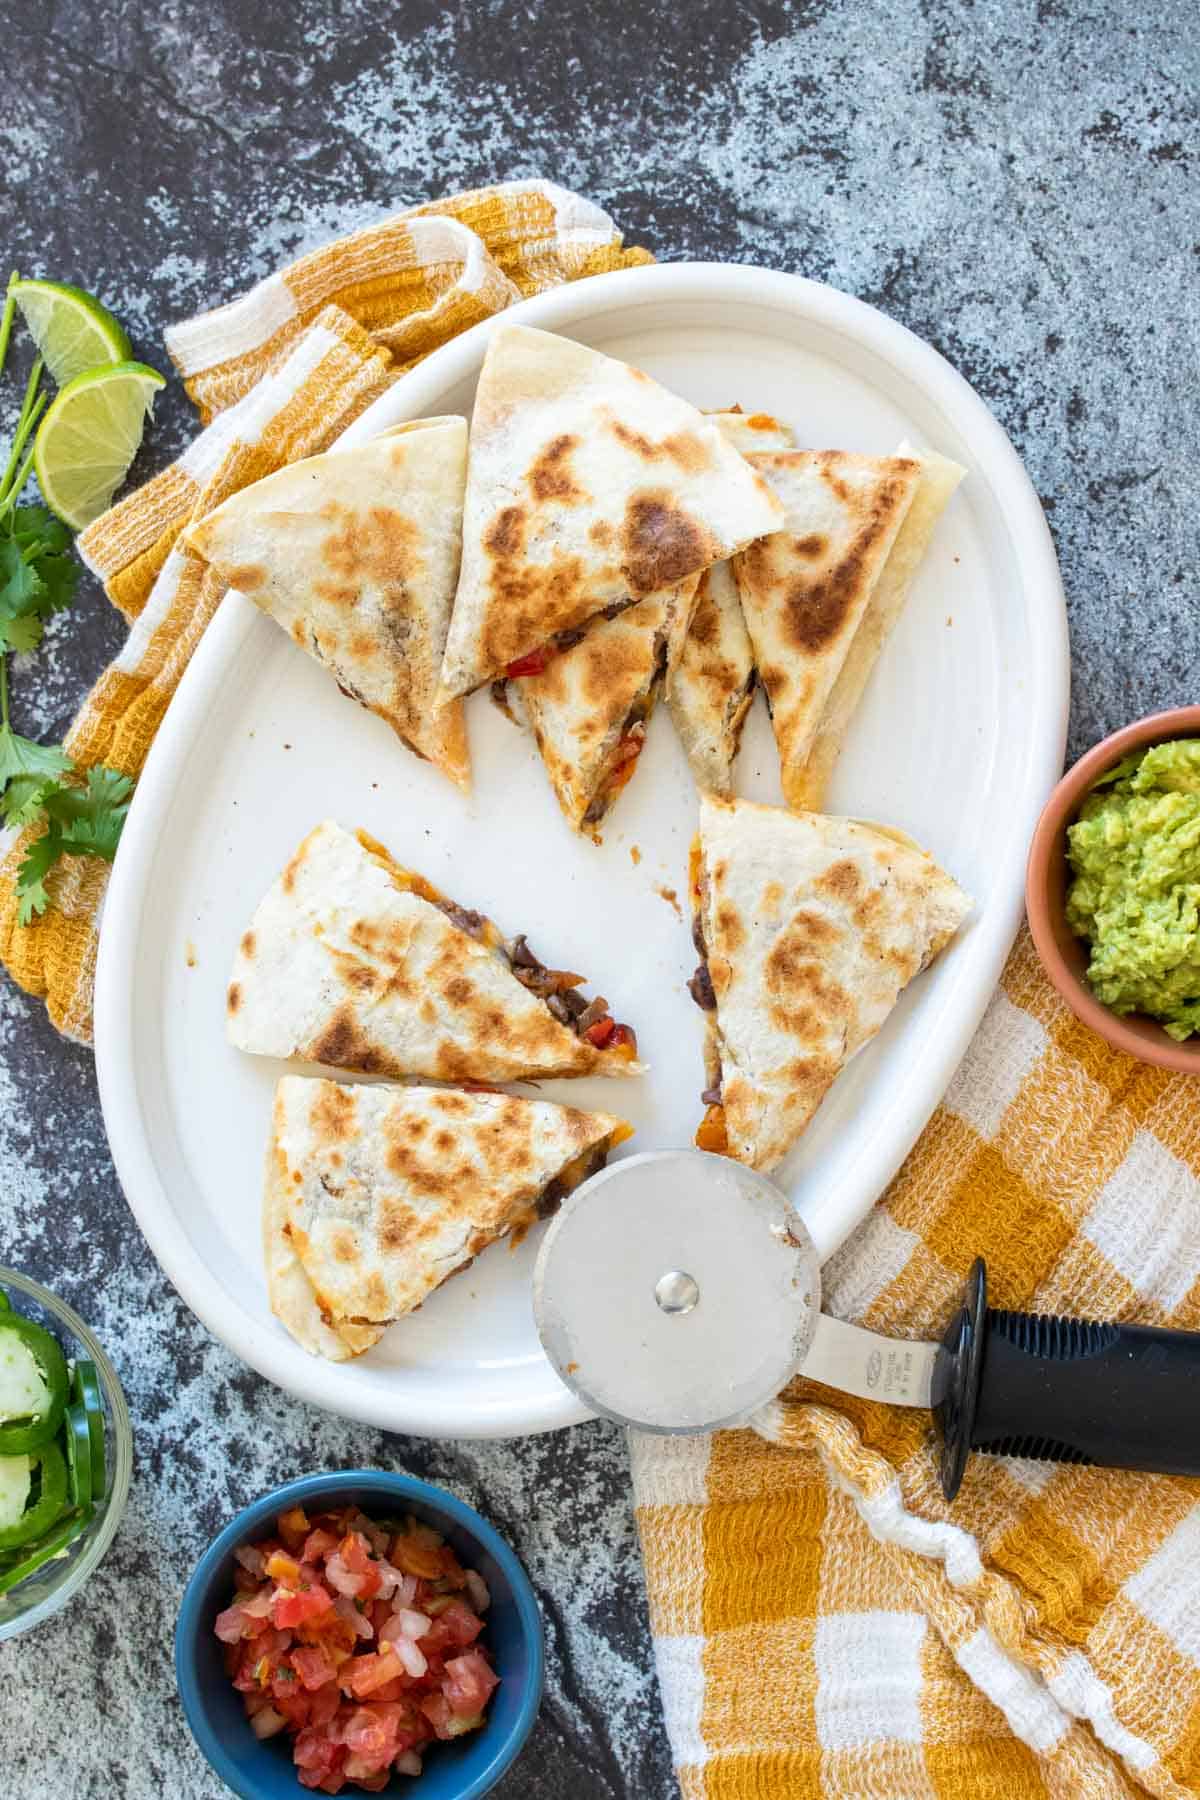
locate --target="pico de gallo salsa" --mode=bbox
[216,1505,500,1793]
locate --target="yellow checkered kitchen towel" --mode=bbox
[634,929,1200,1798]
[0,180,651,1038]
[4,178,1197,1800]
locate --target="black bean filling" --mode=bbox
[437,899,485,938]
[580,635,668,828]
[509,934,613,1041]
[537,1145,609,1218]
[688,962,716,1010]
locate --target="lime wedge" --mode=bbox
[33,361,165,529]
[9,279,132,387]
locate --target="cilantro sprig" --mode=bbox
[0,272,135,925]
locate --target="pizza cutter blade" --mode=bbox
[532,1150,1200,1501]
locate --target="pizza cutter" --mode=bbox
[532,1150,1200,1499]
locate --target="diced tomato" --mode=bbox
[418,1692,454,1738]
[291,1645,338,1692]
[583,1016,616,1048]
[278,1506,311,1552]
[335,1534,383,1599]
[435,1601,483,1649]
[504,647,551,678]
[302,1527,340,1565]
[443,1651,500,1718]
[347,1649,404,1699]
[274,1584,335,1629]
[608,1022,638,1056]
[215,1604,250,1644]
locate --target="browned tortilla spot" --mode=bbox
[714,900,745,953]
[485,506,526,559]
[311,1082,358,1144]
[609,420,714,474]
[314,504,421,612]
[433,1128,455,1153]
[526,434,584,503]
[432,1092,469,1114]
[308,1005,388,1075]
[240,930,256,958]
[226,983,241,1014]
[622,492,716,594]
[330,1228,358,1265]
[227,564,268,592]
[589,520,614,548]
[377,1197,420,1253]
[442,975,474,1006]
[792,533,828,559]
[814,859,862,904]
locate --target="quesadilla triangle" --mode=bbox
[266,1076,633,1361]
[688,796,971,1173]
[788,443,965,809]
[228,820,644,1082]
[514,575,698,835]
[183,417,470,789]
[667,410,797,796]
[731,450,921,808]
[437,322,784,700]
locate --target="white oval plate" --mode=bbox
[95,264,1068,1439]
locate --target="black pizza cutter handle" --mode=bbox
[931,1259,1200,1501]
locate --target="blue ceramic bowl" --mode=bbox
[176,1471,543,1800]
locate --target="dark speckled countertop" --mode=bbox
[0,3,1196,1795]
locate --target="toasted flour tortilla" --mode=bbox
[266,1077,631,1359]
[438,324,784,698]
[789,443,966,808]
[515,576,698,834]
[690,796,971,1172]
[667,410,796,794]
[184,418,470,788]
[228,822,643,1082]
[732,452,920,807]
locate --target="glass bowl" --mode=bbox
[0,1267,133,1639]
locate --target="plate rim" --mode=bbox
[94,261,1069,1437]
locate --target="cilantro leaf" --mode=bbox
[31,553,78,616]
[0,537,44,615]
[42,765,132,859]
[0,612,45,653]
[0,724,73,794]
[15,825,62,926]
[11,506,71,557]
[0,772,58,827]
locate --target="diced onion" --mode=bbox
[235,1544,266,1577]
[464,1570,491,1614]
[397,1608,431,1640]
[334,1594,374,1640]
[250,1705,287,1740]
[395,1635,428,1678]
[373,1559,404,1600]
[325,1552,363,1597]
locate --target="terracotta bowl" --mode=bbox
[1026,705,1200,1073]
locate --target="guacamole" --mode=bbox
[1066,738,1200,1040]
